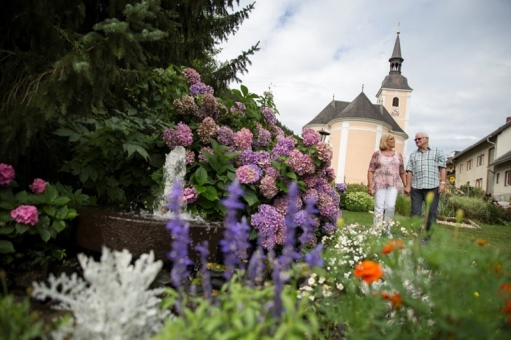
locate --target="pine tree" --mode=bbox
[0,0,258,179]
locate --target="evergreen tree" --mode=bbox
[0,0,258,180]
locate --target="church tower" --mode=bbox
[376,29,413,154]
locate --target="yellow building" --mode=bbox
[303,31,411,184]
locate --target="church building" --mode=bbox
[303,30,412,184]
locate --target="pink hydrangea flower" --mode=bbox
[182,68,201,85]
[0,163,15,185]
[29,178,48,194]
[301,128,322,146]
[182,187,199,204]
[11,205,39,225]
[233,128,253,150]
[236,164,262,184]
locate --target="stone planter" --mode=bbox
[74,206,225,263]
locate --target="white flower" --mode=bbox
[336,283,344,291]
[308,276,316,286]
[319,277,326,284]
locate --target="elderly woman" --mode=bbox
[367,133,407,231]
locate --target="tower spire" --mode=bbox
[389,26,404,74]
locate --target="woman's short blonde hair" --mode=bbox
[379,133,395,151]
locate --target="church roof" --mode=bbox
[380,74,413,91]
[304,91,405,134]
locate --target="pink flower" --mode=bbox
[10,205,39,226]
[182,187,199,204]
[29,178,48,194]
[233,128,253,150]
[0,163,15,185]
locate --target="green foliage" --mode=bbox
[447,195,500,224]
[395,193,411,217]
[0,173,88,266]
[155,277,320,340]
[0,294,49,340]
[344,191,374,212]
[458,184,488,200]
[339,183,368,209]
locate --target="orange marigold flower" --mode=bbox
[382,239,405,255]
[382,291,402,309]
[476,239,487,246]
[354,260,383,284]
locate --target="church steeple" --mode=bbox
[389,29,404,74]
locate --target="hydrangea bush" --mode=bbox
[0,163,89,264]
[163,68,341,249]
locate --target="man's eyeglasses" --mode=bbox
[414,137,424,142]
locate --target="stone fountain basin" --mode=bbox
[74,206,225,263]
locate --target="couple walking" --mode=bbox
[367,132,446,236]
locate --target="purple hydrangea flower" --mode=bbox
[286,150,316,175]
[190,82,214,96]
[272,136,295,158]
[250,204,285,250]
[336,183,347,193]
[261,107,276,125]
[217,126,234,146]
[230,101,247,115]
[301,128,322,147]
[163,122,193,149]
[256,123,272,147]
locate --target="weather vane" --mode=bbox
[397,21,401,34]
[362,84,364,92]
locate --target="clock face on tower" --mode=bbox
[390,108,400,117]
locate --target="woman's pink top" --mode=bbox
[368,150,405,191]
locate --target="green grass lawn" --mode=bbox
[340,210,511,263]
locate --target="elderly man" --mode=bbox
[404,132,446,241]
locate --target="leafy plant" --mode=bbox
[0,164,88,266]
[0,294,49,340]
[344,191,374,212]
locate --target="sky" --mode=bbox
[218,0,511,157]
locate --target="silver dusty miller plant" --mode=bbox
[32,247,170,340]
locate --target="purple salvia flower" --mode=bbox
[299,197,318,251]
[280,182,300,271]
[220,217,251,281]
[194,241,212,300]
[305,243,324,267]
[166,180,192,311]
[247,232,266,287]
[220,180,250,281]
[272,260,284,319]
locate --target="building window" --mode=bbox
[392,97,399,107]
[477,154,484,166]
[496,173,500,184]
[467,159,473,170]
[475,178,483,188]
[459,164,463,173]
[506,171,511,186]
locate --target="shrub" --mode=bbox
[395,194,411,217]
[344,192,374,212]
[458,184,487,200]
[0,294,49,340]
[448,195,494,223]
[0,164,88,266]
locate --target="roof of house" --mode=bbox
[491,150,511,166]
[304,91,406,134]
[452,120,511,161]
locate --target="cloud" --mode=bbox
[219,0,511,155]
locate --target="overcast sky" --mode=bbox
[218,0,511,156]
